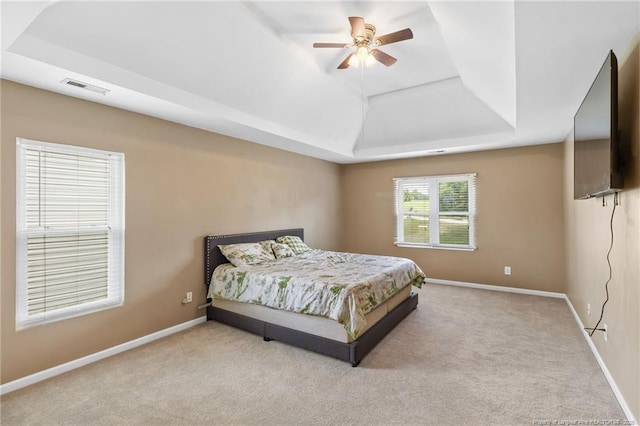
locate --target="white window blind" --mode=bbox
[16,138,125,329]
[393,174,476,250]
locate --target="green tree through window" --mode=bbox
[440,181,468,212]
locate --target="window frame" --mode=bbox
[393,173,477,251]
[16,138,125,329]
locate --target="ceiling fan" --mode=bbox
[313,17,413,69]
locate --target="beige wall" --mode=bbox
[341,144,566,292]
[0,80,342,384]
[564,36,640,419]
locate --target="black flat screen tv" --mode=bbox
[574,50,623,200]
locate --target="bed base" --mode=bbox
[204,228,419,367]
[207,292,418,367]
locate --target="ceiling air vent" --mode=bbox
[61,78,110,95]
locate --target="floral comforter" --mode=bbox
[207,249,426,339]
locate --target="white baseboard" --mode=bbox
[563,297,636,424]
[0,316,207,395]
[428,278,636,423]
[426,278,566,299]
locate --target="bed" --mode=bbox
[204,228,424,366]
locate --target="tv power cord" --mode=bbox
[585,192,618,337]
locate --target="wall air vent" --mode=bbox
[61,78,110,95]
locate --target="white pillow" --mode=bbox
[272,242,295,259]
[218,242,276,267]
[275,235,311,255]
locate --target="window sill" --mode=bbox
[16,299,124,330]
[394,243,477,252]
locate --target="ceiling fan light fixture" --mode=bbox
[356,45,369,60]
[313,17,413,69]
[348,53,360,67]
[365,53,376,67]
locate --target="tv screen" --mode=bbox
[574,50,622,200]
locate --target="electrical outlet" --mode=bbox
[587,303,591,318]
[182,291,193,304]
[603,324,608,342]
[504,266,511,275]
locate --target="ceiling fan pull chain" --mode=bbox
[361,61,366,145]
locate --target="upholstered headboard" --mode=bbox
[204,228,304,288]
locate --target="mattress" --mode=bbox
[208,249,425,339]
[212,285,412,343]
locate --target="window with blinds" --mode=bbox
[393,174,476,250]
[16,138,125,329]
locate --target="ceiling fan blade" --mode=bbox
[375,28,413,46]
[313,42,350,48]
[371,49,397,67]
[337,53,354,69]
[349,17,366,40]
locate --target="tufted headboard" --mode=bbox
[204,228,304,288]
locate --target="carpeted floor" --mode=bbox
[1,284,625,425]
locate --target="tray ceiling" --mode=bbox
[2,1,638,163]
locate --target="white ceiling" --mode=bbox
[1,1,639,164]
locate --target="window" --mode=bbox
[16,138,125,329]
[393,174,476,250]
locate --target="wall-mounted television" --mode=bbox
[574,50,623,200]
